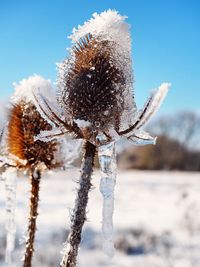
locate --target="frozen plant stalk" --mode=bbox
[35,9,170,266]
[1,75,64,267]
[3,168,17,265]
[98,141,116,257]
[23,169,41,267]
[60,141,96,267]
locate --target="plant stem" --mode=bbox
[60,141,96,267]
[23,169,41,267]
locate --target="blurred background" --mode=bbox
[0,1,200,267]
[0,0,200,171]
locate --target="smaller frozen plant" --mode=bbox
[34,10,170,267]
[0,75,72,267]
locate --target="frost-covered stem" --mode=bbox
[4,167,17,265]
[60,141,96,267]
[23,169,41,267]
[98,141,117,258]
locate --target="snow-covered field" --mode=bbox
[0,169,200,267]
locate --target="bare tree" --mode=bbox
[148,111,200,150]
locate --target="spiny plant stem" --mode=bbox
[61,141,96,267]
[23,169,41,267]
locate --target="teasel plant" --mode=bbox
[33,10,171,267]
[0,75,69,267]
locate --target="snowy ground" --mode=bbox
[0,169,200,267]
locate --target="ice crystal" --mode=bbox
[98,141,117,257]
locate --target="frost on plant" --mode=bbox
[57,10,137,144]
[1,9,171,267]
[0,75,72,267]
[35,10,171,147]
[32,10,170,265]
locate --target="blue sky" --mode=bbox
[0,0,199,114]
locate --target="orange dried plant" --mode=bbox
[7,101,59,170]
[6,99,61,267]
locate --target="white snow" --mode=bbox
[0,170,200,267]
[12,75,54,104]
[74,119,91,128]
[69,10,131,55]
[10,75,64,130]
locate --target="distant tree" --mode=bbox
[134,135,200,171]
[118,111,200,171]
[149,111,200,151]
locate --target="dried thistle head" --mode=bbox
[5,75,66,170]
[57,11,136,145]
[7,100,59,169]
[64,35,126,135]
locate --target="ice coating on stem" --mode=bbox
[2,167,17,265]
[98,141,117,258]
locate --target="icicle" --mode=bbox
[2,167,17,265]
[98,141,117,258]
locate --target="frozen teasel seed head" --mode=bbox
[34,9,170,147]
[6,75,64,170]
[57,10,136,145]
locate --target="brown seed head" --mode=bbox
[7,101,59,169]
[61,34,126,135]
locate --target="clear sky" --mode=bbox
[0,0,199,114]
